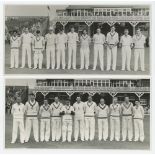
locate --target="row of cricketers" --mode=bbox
[10,25,146,71]
[11,93,145,144]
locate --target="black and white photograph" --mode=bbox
[5,78,150,149]
[5,5,150,75]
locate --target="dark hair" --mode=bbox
[110,25,115,29]
[13,30,17,33]
[36,30,40,34]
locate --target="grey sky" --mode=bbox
[5,5,68,16]
[6,79,36,89]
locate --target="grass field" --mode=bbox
[5,114,150,149]
[5,43,150,75]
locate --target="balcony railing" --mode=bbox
[34,86,150,92]
[55,15,150,22]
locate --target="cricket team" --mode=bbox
[10,25,146,71]
[11,93,145,144]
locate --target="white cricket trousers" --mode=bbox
[98,118,108,141]
[80,46,90,69]
[25,117,39,142]
[62,119,72,142]
[34,50,43,69]
[134,118,144,142]
[40,118,50,142]
[121,46,131,70]
[57,44,66,69]
[74,117,85,141]
[122,116,133,141]
[46,45,55,69]
[68,44,77,69]
[51,117,62,141]
[10,49,19,68]
[93,44,104,70]
[85,117,95,141]
[21,45,31,68]
[11,118,25,143]
[134,49,145,71]
[107,46,117,70]
[110,116,120,141]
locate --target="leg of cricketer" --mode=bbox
[112,46,117,71]
[127,47,131,71]
[33,52,38,69]
[80,119,85,141]
[40,119,45,142]
[99,45,104,70]
[45,119,50,142]
[33,119,39,142]
[61,47,66,69]
[134,119,139,141]
[19,119,25,143]
[62,121,67,142]
[139,120,144,142]
[103,119,108,141]
[127,118,133,141]
[110,117,114,141]
[15,50,19,68]
[121,47,126,70]
[85,47,90,69]
[39,52,43,69]
[25,118,32,142]
[98,119,103,140]
[21,46,26,68]
[46,47,50,69]
[122,117,127,141]
[56,119,61,141]
[11,119,18,143]
[90,117,95,141]
[106,47,111,70]
[52,118,56,141]
[115,118,120,141]
[57,48,61,69]
[134,50,139,71]
[10,49,14,68]
[68,46,72,69]
[140,49,145,71]
[93,45,98,70]
[80,48,84,69]
[85,117,89,140]
[67,121,72,142]
[74,118,79,141]
[72,45,77,69]
[51,47,55,69]
[27,46,32,68]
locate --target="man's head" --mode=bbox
[13,30,17,37]
[100,98,105,105]
[96,28,101,34]
[125,96,129,103]
[16,96,21,104]
[135,100,140,106]
[136,28,141,36]
[44,99,48,106]
[29,93,35,101]
[110,25,115,32]
[54,96,59,103]
[83,29,87,35]
[88,95,92,102]
[59,28,64,34]
[36,30,41,36]
[65,99,70,106]
[49,27,54,34]
[76,96,81,103]
[113,97,118,104]
[124,28,129,36]
[25,27,29,34]
[71,27,75,33]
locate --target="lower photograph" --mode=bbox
[5,78,150,149]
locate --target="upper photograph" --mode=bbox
[5,5,150,75]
